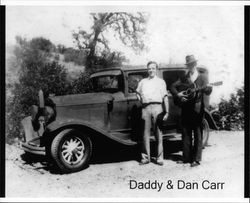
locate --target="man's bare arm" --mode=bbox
[163,96,169,121]
[164,96,169,113]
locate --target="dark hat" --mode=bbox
[156,111,168,131]
[185,55,198,65]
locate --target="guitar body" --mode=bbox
[173,82,197,107]
[173,80,223,107]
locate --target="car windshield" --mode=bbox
[91,75,121,93]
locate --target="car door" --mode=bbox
[109,91,130,131]
[90,70,129,132]
[126,70,148,140]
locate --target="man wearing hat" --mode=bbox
[136,61,169,166]
[170,55,212,167]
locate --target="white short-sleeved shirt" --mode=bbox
[136,76,168,103]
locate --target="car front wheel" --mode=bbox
[50,129,92,173]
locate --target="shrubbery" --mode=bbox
[6,37,72,143]
[69,71,93,94]
[63,48,87,66]
[211,86,244,131]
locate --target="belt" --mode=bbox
[142,102,162,108]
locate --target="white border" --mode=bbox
[1,0,250,6]
[3,0,249,202]
[1,197,250,202]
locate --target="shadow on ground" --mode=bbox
[20,152,58,173]
[90,138,183,164]
[19,138,183,174]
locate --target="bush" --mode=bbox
[63,48,87,66]
[6,37,72,143]
[211,86,244,131]
[69,71,92,94]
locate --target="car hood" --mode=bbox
[50,92,114,107]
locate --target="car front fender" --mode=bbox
[44,119,136,146]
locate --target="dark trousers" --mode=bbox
[182,123,203,163]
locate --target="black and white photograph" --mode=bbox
[4,1,247,201]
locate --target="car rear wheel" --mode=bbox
[51,129,92,173]
[202,119,210,147]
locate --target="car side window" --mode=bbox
[163,70,186,90]
[128,72,148,93]
[91,74,124,93]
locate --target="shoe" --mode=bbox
[191,161,200,167]
[139,159,150,165]
[155,160,164,166]
[151,157,164,166]
[152,158,164,166]
[177,160,189,164]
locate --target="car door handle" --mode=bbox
[107,99,114,112]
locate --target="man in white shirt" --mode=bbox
[136,61,169,165]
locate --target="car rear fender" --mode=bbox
[204,109,218,130]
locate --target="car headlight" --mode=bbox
[30,105,55,128]
[30,105,38,122]
[44,106,55,124]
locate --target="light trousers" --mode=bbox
[141,104,164,161]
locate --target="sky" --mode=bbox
[6,5,244,104]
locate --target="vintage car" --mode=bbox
[20,64,218,173]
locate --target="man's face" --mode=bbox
[187,62,196,71]
[147,63,157,78]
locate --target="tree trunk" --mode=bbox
[86,27,102,72]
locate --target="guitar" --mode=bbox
[173,81,223,107]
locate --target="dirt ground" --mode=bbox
[5,130,245,198]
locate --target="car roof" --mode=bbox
[90,69,122,78]
[92,64,187,73]
[122,64,187,71]
[91,64,208,75]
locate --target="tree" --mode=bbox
[72,12,148,71]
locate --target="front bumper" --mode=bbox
[21,116,46,156]
[21,141,46,156]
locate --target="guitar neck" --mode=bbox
[194,81,223,92]
[195,85,209,92]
